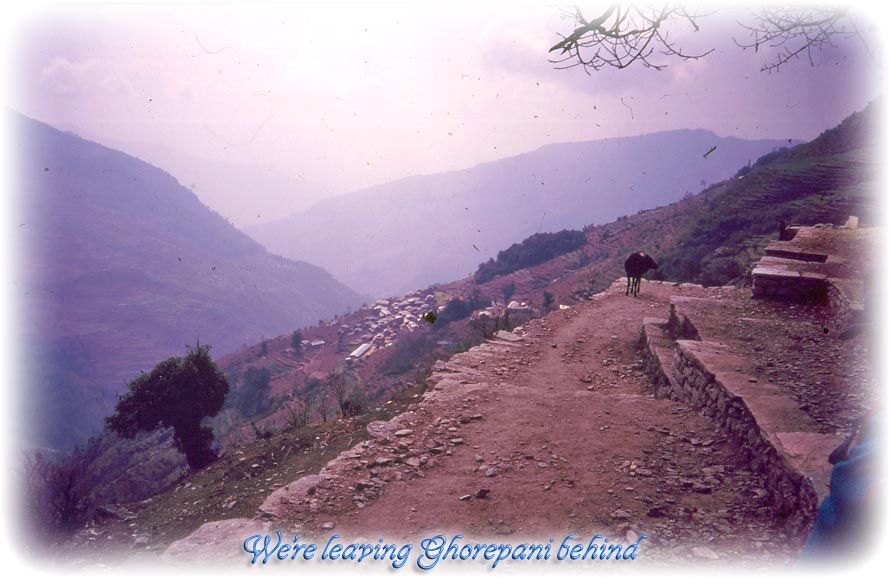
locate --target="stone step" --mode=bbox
[752,265,828,300]
[752,265,828,281]
[765,240,829,263]
[757,255,820,269]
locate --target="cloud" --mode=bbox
[39,56,98,95]
[12,2,882,194]
[670,55,711,84]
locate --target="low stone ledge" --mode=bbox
[765,241,829,263]
[666,300,701,341]
[753,267,828,301]
[640,303,838,540]
[672,341,830,535]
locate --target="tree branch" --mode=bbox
[551,3,866,73]
[733,7,855,72]
[550,3,714,72]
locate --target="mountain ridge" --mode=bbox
[247,128,794,298]
[98,137,337,228]
[15,112,364,451]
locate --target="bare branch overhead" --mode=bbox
[549,4,714,72]
[733,7,858,72]
[550,3,869,73]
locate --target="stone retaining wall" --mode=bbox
[753,226,870,326]
[670,341,819,536]
[639,315,821,539]
[752,267,864,329]
[826,278,866,330]
[751,266,828,300]
[637,317,674,400]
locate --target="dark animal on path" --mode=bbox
[625,252,659,297]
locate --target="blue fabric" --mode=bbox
[801,411,880,557]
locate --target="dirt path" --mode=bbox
[323,283,796,566]
[156,281,802,570]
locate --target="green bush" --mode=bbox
[226,366,273,420]
[106,344,228,469]
[475,229,586,283]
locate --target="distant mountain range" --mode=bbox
[438,103,878,305]
[247,129,794,298]
[102,139,336,228]
[15,114,363,450]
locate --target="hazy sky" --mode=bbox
[4,1,885,194]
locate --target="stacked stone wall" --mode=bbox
[639,316,820,538]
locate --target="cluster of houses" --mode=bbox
[474,300,535,327]
[308,292,538,363]
[318,292,441,360]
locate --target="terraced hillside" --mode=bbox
[446,102,878,306]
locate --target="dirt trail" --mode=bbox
[156,281,800,569]
[321,282,795,566]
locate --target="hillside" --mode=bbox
[202,103,877,469]
[443,103,879,308]
[15,113,363,451]
[36,104,878,565]
[247,130,791,298]
[67,243,875,569]
[157,104,877,478]
[104,139,336,228]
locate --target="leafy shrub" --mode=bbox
[226,366,273,420]
[106,344,229,469]
[474,229,586,283]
